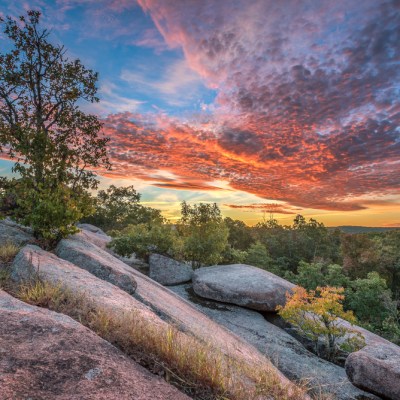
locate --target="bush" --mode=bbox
[277,286,365,362]
[8,179,95,245]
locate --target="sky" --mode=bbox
[0,0,399,226]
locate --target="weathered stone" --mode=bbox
[55,238,137,294]
[193,264,295,311]
[71,225,111,249]
[12,244,304,396]
[76,223,107,236]
[0,219,34,247]
[170,283,380,400]
[345,344,400,399]
[0,289,189,400]
[149,253,192,285]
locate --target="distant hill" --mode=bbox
[335,226,400,234]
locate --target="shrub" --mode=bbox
[277,286,365,362]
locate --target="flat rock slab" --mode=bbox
[55,238,137,294]
[170,283,380,400]
[149,253,193,285]
[0,220,34,247]
[193,264,295,311]
[345,344,400,400]
[0,290,189,400]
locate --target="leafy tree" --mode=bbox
[245,241,275,271]
[287,261,350,291]
[83,185,163,232]
[345,272,396,328]
[220,245,248,264]
[224,217,254,251]
[178,201,228,268]
[0,11,110,241]
[277,286,365,362]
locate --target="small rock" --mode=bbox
[149,253,193,286]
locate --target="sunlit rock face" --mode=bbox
[0,289,189,400]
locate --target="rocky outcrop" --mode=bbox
[0,218,34,247]
[55,238,137,294]
[345,344,400,400]
[170,283,380,400]
[11,244,303,397]
[193,264,295,311]
[149,253,192,285]
[0,289,189,400]
[11,245,155,320]
[72,224,111,249]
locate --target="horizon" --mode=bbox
[0,1,399,227]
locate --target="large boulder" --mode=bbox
[193,264,295,311]
[345,344,400,399]
[0,289,189,400]
[11,245,304,397]
[55,238,137,294]
[170,283,380,400]
[149,253,192,285]
[0,219,34,247]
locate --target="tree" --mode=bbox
[178,201,228,268]
[287,261,350,291]
[277,286,365,362]
[224,217,254,251]
[345,272,397,329]
[245,241,274,271]
[83,185,163,232]
[0,11,110,241]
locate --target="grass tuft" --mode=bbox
[0,242,19,264]
[14,279,310,400]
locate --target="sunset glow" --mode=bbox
[1,0,399,226]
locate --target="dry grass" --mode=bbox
[0,242,19,264]
[13,278,312,400]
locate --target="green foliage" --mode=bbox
[224,217,254,251]
[0,11,110,242]
[83,185,163,232]
[287,261,350,291]
[178,201,228,268]
[244,241,275,271]
[254,215,341,273]
[220,245,248,264]
[110,222,178,260]
[7,178,94,244]
[346,272,396,327]
[278,286,365,362]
